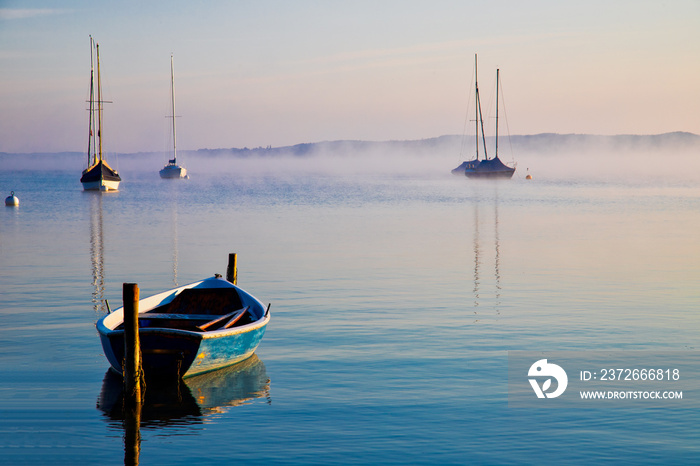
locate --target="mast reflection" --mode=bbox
[170,193,179,286]
[470,186,502,317]
[89,192,106,315]
[472,197,481,309]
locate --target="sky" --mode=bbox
[1,0,699,154]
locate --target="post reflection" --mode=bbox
[96,353,270,432]
[123,400,141,466]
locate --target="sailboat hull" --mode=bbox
[452,160,478,175]
[160,164,187,179]
[81,179,121,191]
[81,160,121,191]
[465,170,515,179]
[464,157,515,179]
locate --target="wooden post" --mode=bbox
[123,283,143,403]
[226,253,238,285]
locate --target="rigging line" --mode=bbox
[459,66,476,161]
[498,75,516,164]
[95,44,113,156]
[481,72,498,154]
[163,118,183,162]
[476,84,489,160]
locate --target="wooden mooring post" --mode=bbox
[123,283,144,404]
[226,253,238,285]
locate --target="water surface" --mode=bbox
[1,151,699,464]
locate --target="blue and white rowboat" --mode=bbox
[97,276,269,379]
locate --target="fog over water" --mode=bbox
[2,132,699,184]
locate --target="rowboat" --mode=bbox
[96,275,269,379]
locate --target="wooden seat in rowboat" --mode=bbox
[139,313,214,321]
[197,306,250,331]
[137,306,251,332]
[154,287,244,316]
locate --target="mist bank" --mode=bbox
[2,132,698,159]
[190,131,700,158]
[2,132,699,182]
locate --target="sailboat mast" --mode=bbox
[87,36,96,167]
[477,91,489,160]
[474,54,479,161]
[170,54,177,163]
[495,68,499,159]
[96,43,103,162]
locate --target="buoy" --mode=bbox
[5,191,19,206]
[525,168,532,180]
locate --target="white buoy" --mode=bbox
[5,191,19,206]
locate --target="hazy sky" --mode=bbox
[1,0,699,153]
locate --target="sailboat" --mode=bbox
[160,54,188,179]
[452,55,515,179]
[81,37,121,192]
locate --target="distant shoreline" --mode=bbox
[2,131,698,158]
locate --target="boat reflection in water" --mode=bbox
[469,188,503,320]
[88,192,108,316]
[96,354,270,429]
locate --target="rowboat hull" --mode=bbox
[99,321,267,379]
[96,277,269,379]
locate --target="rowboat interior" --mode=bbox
[113,287,258,332]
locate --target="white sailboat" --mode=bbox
[81,37,121,191]
[160,54,188,179]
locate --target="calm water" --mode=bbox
[1,150,699,464]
